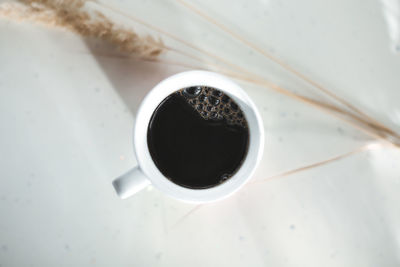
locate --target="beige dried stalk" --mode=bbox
[174,0,400,145]
[0,0,164,59]
[1,0,398,179]
[98,1,400,147]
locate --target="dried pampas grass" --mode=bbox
[1,0,399,179]
[0,0,164,59]
[93,0,400,149]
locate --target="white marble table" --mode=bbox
[0,0,399,266]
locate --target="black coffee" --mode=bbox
[147,86,249,189]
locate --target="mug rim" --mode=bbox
[133,70,264,203]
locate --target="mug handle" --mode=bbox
[112,166,151,199]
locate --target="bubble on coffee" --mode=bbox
[178,86,247,128]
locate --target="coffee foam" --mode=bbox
[178,86,247,128]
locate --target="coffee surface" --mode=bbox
[147,86,249,189]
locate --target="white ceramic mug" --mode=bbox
[113,70,264,203]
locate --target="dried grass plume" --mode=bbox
[0,0,164,58]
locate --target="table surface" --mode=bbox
[1,0,400,266]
